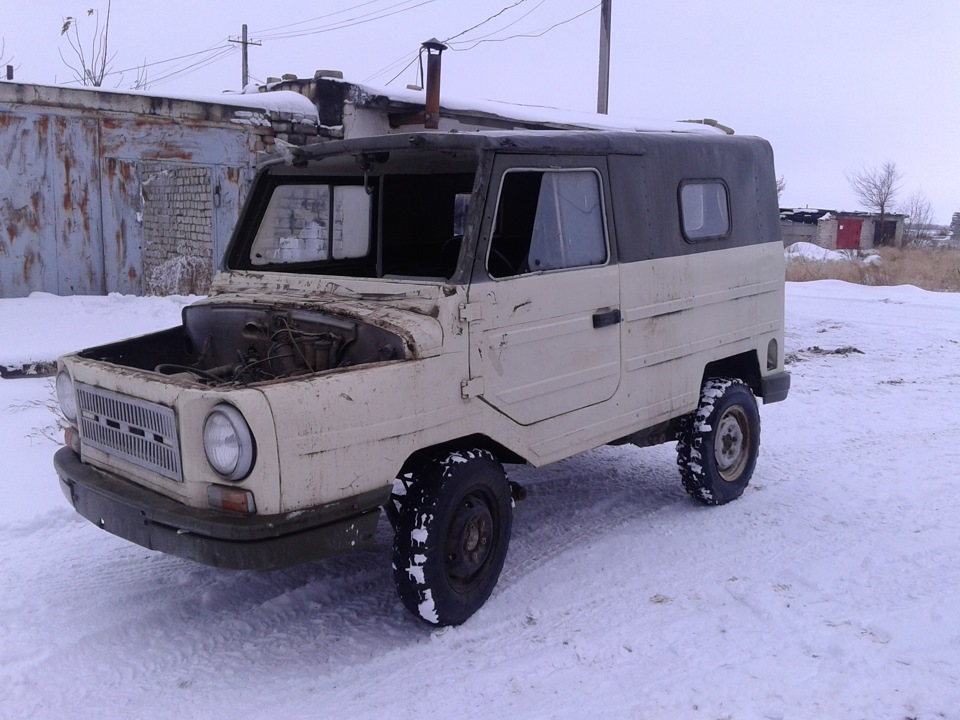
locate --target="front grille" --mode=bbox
[76,383,183,483]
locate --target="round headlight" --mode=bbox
[202,405,256,481]
[56,371,78,423]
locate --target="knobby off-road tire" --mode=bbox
[677,378,760,506]
[392,449,513,626]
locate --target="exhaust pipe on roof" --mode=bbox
[421,38,447,130]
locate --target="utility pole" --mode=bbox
[597,0,612,114]
[228,24,261,89]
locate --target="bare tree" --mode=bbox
[59,1,116,87]
[846,161,903,246]
[776,175,786,201]
[898,190,934,246]
[132,59,149,91]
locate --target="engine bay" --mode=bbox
[79,303,406,386]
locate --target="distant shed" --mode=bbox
[780,208,906,250]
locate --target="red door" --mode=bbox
[836,219,862,249]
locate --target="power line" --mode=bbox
[148,47,238,88]
[443,0,531,44]
[251,0,399,35]
[384,52,423,87]
[367,1,600,87]
[447,3,599,51]
[445,0,548,46]
[364,48,421,83]
[103,43,233,79]
[253,0,439,41]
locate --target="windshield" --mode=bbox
[251,184,370,265]
[229,149,481,280]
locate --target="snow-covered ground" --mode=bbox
[784,241,882,265]
[2,281,958,720]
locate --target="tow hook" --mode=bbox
[509,480,527,502]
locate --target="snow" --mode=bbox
[22,81,321,122]
[784,241,849,262]
[784,241,884,266]
[340,77,725,135]
[2,281,960,718]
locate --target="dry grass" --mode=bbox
[785,246,960,292]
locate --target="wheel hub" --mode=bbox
[715,407,748,481]
[446,494,494,583]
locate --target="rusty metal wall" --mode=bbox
[0,105,254,298]
[55,116,106,294]
[101,157,143,295]
[1,111,64,296]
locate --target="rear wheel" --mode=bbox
[392,449,513,626]
[677,378,760,505]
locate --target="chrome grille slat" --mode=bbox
[76,383,182,483]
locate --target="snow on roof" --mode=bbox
[0,81,321,122]
[172,89,319,119]
[259,74,726,135]
[350,78,727,135]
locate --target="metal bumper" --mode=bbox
[760,370,791,404]
[54,447,388,570]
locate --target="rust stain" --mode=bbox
[226,166,240,183]
[116,218,127,259]
[101,118,121,131]
[128,267,138,282]
[62,155,73,212]
[6,223,18,243]
[6,196,41,235]
[81,187,91,236]
[22,247,36,283]
[0,113,13,129]
[37,116,49,146]
[144,147,194,161]
[120,161,132,181]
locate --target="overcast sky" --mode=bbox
[2,0,958,224]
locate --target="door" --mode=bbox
[466,158,621,426]
[836,218,862,249]
[100,158,144,295]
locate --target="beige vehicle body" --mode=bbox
[55,130,789,624]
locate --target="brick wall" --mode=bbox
[140,162,214,295]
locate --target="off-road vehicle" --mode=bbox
[54,129,790,625]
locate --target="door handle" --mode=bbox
[592,308,621,329]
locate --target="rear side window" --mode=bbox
[489,169,607,278]
[680,180,730,241]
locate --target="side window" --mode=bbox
[679,180,730,241]
[250,184,370,266]
[489,169,607,278]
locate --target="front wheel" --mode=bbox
[677,378,760,506]
[392,449,513,626]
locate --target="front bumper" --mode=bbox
[54,447,388,570]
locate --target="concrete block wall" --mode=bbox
[780,222,817,246]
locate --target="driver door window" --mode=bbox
[488,169,607,278]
